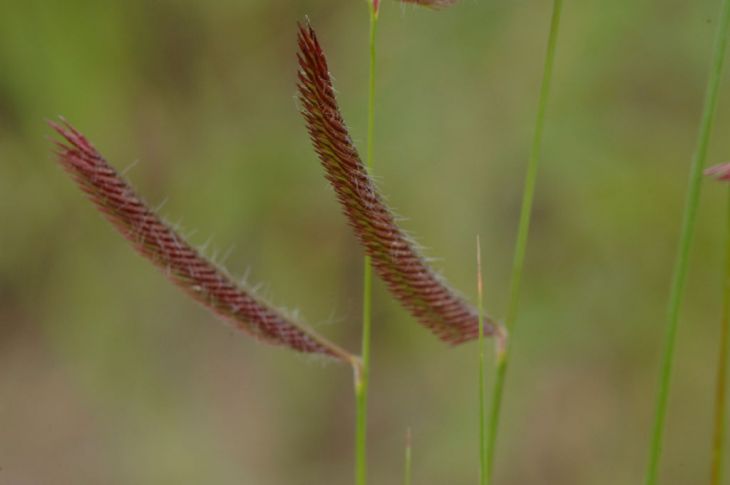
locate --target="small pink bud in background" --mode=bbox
[372,0,380,15]
[705,163,730,181]
[400,0,457,9]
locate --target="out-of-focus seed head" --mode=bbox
[705,162,730,181]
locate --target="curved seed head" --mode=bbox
[296,23,496,344]
[50,118,354,364]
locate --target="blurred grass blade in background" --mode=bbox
[485,1,564,482]
[477,235,487,485]
[644,1,730,483]
[404,427,412,485]
[702,162,730,485]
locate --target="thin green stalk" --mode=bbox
[355,358,368,485]
[355,4,379,485]
[712,188,730,485]
[477,236,487,485]
[484,1,563,482]
[645,2,730,484]
[404,428,413,485]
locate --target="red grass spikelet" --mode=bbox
[296,23,496,344]
[50,119,354,364]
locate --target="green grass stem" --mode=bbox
[355,4,379,485]
[484,2,563,482]
[711,188,730,485]
[644,2,730,484]
[477,236,487,485]
[404,428,412,485]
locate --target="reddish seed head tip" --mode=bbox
[705,163,730,181]
[372,0,380,14]
[297,19,309,35]
[48,116,95,156]
[47,118,67,139]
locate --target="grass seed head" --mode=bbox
[296,23,496,344]
[50,118,354,364]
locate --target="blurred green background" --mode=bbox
[2,0,730,483]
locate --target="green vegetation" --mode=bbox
[645,2,730,483]
[2,2,730,484]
